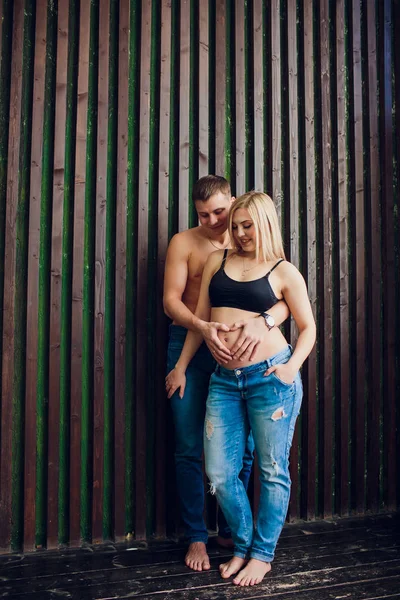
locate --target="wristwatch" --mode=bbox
[259,312,275,331]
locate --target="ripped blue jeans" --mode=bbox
[204,346,302,562]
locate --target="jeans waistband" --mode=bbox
[216,345,293,377]
[169,324,188,340]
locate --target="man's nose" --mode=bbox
[209,214,217,225]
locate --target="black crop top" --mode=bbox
[209,249,283,313]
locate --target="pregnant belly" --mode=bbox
[211,307,287,369]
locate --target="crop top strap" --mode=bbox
[265,258,284,278]
[221,248,228,268]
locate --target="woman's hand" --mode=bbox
[200,321,232,364]
[165,367,187,399]
[264,362,298,385]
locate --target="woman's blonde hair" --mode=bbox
[228,191,286,262]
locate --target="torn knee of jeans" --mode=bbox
[205,418,214,440]
[270,454,280,476]
[208,482,216,495]
[271,407,285,421]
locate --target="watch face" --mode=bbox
[266,315,275,327]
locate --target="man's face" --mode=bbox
[195,192,233,234]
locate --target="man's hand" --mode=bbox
[165,367,187,399]
[264,362,298,385]
[229,316,267,362]
[200,321,232,364]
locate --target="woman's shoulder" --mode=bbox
[276,260,306,286]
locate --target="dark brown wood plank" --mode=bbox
[287,0,299,520]
[198,0,208,179]
[365,0,381,515]
[253,0,263,191]
[352,0,366,515]
[0,0,24,551]
[215,0,225,176]
[235,0,245,196]
[336,0,350,516]
[135,0,152,539]
[380,0,397,512]
[91,0,109,544]
[154,0,172,539]
[23,0,47,552]
[47,0,69,549]
[178,0,190,230]
[320,0,333,519]
[113,0,129,541]
[303,0,317,520]
[271,0,282,222]
[69,0,91,545]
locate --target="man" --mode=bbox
[163,175,289,571]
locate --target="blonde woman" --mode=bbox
[165,192,315,586]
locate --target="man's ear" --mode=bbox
[230,196,236,204]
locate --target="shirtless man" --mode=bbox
[163,175,289,572]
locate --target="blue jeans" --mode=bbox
[204,346,302,562]
[167,325,255,543]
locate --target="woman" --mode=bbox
[166,191,316,586]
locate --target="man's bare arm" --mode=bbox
[163,234,203,331]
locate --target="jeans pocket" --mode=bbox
[271,372,295,388]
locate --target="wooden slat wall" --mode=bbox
[0,0,399,552]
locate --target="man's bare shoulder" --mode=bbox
[168,227,206,254]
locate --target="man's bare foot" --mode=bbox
[219,556,248,579]
[185,542,211,571]
[216,536,234,549]
[233,558,271,586]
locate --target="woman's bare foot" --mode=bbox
[233,558,271,586]
[219,556,248,579]
[216,536,234,549]
[185,542,211,571]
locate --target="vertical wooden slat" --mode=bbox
[302,0,317,520]
[244,0,254,191]
[12,0,36,551]
[134,0,151,539]
[188,0,198,227]
[113,0,128,540]
[262,0,272,194]
[70,0,89,545]
[0,0,23,551]
[198,0,208,179]
[287,0,299,519]
[235,0,245,195]
[380,0,396,511]
[125,0,140,537]
[146,0,161,536]
[320,0,333,519]
[47,0,68,548]
[23,0,46,551]
[155,0,171,538]
[271,0,282,220]
[59,0,80,546]
[253,0,264,191]
[103,0,119,542]
[352,0,366,515]
[215,0,225,177]
[35,0,58,549]
[179,0,190,229]
[336,0,350,516]
[91,0,107,544]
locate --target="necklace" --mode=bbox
[242,255,260,275]
[207,237,230,251]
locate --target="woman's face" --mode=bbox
[231,208,257,252]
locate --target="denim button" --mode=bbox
[235,369,241,375]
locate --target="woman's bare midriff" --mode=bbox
[211,307,288,370]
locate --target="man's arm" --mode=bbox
[163,233,202,331]
[163,236,231,361]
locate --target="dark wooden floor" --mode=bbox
[0,513,399,599]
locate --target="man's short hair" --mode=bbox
[192,175,231,203]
